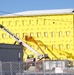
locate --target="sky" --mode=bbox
[0,0,74,15]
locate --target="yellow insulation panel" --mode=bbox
[0,14,74,60]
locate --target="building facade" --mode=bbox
[0,9,74,60]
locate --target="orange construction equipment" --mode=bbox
[24,36,45,54]
[23,36,59,60]
[23,35,50,61]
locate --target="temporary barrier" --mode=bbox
[0,60,74,75]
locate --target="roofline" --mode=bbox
[0,9,74,17]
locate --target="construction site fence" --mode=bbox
[0,60,74,75]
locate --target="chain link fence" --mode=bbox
[0,60,74,75]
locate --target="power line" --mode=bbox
[0,10,23,16]
[0,11,12,14]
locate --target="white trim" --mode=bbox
[0,9,74,17]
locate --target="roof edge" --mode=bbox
[0,9,74,17]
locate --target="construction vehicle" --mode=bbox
[23,36,47,58]
[0,24,49,62]
[22,36,50,62]
[24,36,45,54]
[23,36,59,60]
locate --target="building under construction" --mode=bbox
[0,9,74,61]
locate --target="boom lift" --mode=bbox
[0,24,49,61]
[23,36,50,60]
[24,36,45,54]
[24,36,59,60]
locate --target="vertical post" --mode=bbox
[73,14,74,51]
[0,61,2,75]
[19,62,21,73]
[10,62,12,75]
[43,61,46,75]
[35,62,37,75]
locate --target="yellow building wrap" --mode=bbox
[0,9,74,61]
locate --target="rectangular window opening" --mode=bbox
[9,35,12,38]
[37,32,41,37]
[16,33,20,37]
[23,33,27,37]
[52,45,55,50]
[59,44,63,50]
[22,20,24,25]
[59,31,62,37]
[44,19,46,24]
[51,32,55,37]
[30,32,34,37]
[36,20,38,24]
[29,20,31,24]
[2,33,6,39]
[2,21,3,25]
[44,32,48,37]
[66,44,70,49]
[66,31,70,36]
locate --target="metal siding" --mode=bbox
[0,44,23,62]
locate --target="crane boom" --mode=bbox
[24,36,45,54]
[0,24,40,56]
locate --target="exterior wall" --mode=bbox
[0,14,74,60]
[0,43,23,62]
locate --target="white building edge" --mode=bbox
[1,9,74,17]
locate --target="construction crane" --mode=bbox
[0,24,49,61]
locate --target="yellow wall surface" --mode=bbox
[0,14,74,60]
